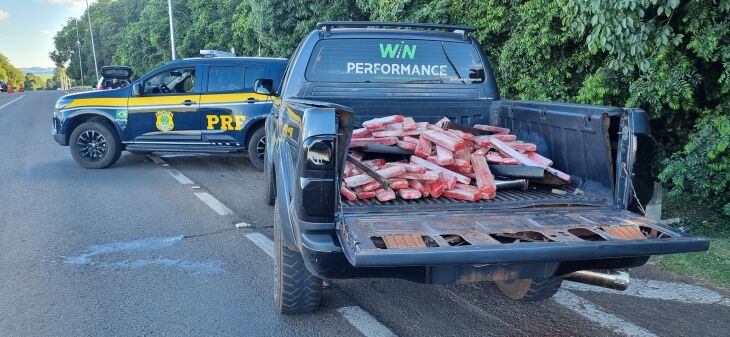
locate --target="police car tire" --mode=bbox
[69,121,122,169]
[494,277,563,301]
[274,199,322,314]
[248,127,266,171]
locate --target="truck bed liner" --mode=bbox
[340,185,608,214]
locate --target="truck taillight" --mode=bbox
[296,136,336,221]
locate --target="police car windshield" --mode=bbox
[305,39,485,84]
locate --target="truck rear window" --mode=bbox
[305,39,485,84]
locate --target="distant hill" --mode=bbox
[19,67,54,76]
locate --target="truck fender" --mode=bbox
[274,140,297,250]
[63,109,126,142]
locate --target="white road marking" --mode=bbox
[147,154,166,164]
[337,306,398,337]
[243,232,398,337]
[194,192,234,216]
[166,168,194,184]
[0,95,25,110]
[554,290,658,337]
[244,232,274,258]
[563,278,730,306]
[235,222,252,228]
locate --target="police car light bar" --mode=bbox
[200,50,235,58]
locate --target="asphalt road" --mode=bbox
[1,90,728,337]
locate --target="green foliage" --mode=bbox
[660,109,730,218]
[23,73,44,91]
[0,53,24,87]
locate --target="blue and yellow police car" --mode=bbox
[52,51,287,170]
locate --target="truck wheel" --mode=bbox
[248,127,266,171]
[274,200,322,314]
[264,153,276,205]
[69,121,122,169]
[495,278,563,301]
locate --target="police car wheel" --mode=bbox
[69,121,122,169]
[248,127,266,171]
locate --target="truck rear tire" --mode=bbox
[495,278,563,301]
[274,200,322,314]
[248,127,266,171]
[69,121,122,169]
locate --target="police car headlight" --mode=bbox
[55,98,73,110]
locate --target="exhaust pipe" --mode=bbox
[561,270,630,291]
[494,179,529,191]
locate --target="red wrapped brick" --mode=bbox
[372,129,425,138]
[352,128,372,138]
[434,117,450,127]
[375,188,396,202]
[507,142,537,152]
[398,188,422,199]
[402,136,420,144]
[427,155,454,167]
[454,147,472,161]
[349,137,398,148]
[490,138,571,182]
[443,188,481,201]
[397,140,417,151]
[436,145,455,166]
[473,147,489,156]
[362,181,383,192]
[474,124,510,135]
[340,185,357,201]
[447,164,473,175]
[415,135,433,158]
[385,163,428,173]
[409,180,428,196]
[362,115,405,130]
[344,166,407,188]
[439,174,457,189]
[452,158,471,169]
[389,178,410,189]
[410,155,471,184]
[526,151,553,167]
[421,130,466,152]
[363,159,385,168]
[395,171,441,181]
[475,134,517,147]
[402,117,417,131]
[448,129,476,141]
[471,153,497,199]
[455,183,479,193]
[486,152,519,165]
[357,190,377,199]
[426,179,447,198]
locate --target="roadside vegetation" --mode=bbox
[0,53,24,88]
[49,0,729,281]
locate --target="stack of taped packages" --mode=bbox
[341,115,571,202]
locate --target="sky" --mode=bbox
[0,0,96,68]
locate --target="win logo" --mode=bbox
[380,42,417,60]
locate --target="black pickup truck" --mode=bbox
[258,21,710,314]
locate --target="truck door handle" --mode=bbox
[182,100,195,106]
[246,98,257,104]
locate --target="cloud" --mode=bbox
[39,30,53,36]
[0,10,9,21]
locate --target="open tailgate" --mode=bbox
[336,209,709,267]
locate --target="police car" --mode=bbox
[52,51,287,170]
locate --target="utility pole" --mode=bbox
[167,0,176,60]
[75,18,84,86]
[85,0,99,82]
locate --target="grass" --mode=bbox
[653,238,730,291]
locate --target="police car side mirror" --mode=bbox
[254,79,274,95]
[131,83,142,97]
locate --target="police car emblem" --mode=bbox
[156,111,174,132]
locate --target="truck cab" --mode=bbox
[262,22,709,314]
[53,54,287,170]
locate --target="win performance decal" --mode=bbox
[346,41,448,77]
